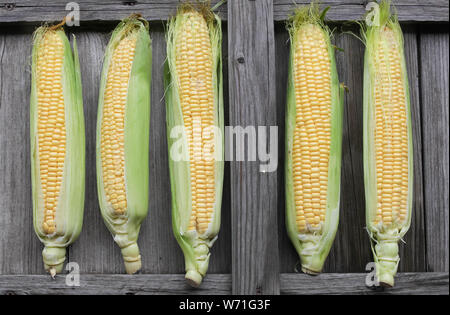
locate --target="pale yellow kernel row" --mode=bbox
[373,27,409,227]
[36,30,66,235]
[175,12,215,234]
[100,35,137,215]
[292,24,332,233]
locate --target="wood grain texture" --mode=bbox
[0,273,446,295]
[322,31,369,273]
[398,26,426,272]
[228,0,280,294]
[0,0,227,24]
[280,272,449,295]
[0,33,43,274]
[0,274,231,295]
[1,0,448,24]
[420,29,449,272]
[272,0,449,22]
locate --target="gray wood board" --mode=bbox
[0,0,227,24]
[0,33,43,274]
[1,1,448,24]
[420,29,449,272]
[280,272,449,295]
[399,26,426,272]
[0,273,446,295]
[272,0,449,22]
[228,0,280,294]
[0,273,232,295]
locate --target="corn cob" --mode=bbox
[363,0,413,287]
[30,24,85,277]
[165,5,224,287]
[285,4,344,275]
[96,15,152,274]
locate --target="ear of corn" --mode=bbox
[363,0,413,287]
[96,15,152,274]
[285,4,343,275]
[30,25,85,277]
[165,5,224,287]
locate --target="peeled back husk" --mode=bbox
[30,26,85,277]
[164,6,224,287]
[363,0,413,287]
[96,15,152,274]
[285,4,344,274]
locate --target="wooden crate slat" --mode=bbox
[273,0,449,22]
[420,29,449,272]
[398,26,427,272]
[0,33,42,275]
[280,272,449,295]
[1,0,448,23]
[0,0,227,24]
[228,0,280,294]
[0,273,232,295]
[325,31,370,272]
[0,273,447,295]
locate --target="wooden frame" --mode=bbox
[0,0,448,295]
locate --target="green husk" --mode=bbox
[285,3,343,275]
[30,26,85,277]
[96,15,152,275]
[164,5,224,287]
[362,0,413,288]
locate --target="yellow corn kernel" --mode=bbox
[372,27,409,228]
[292,23,331,234]
[175,11,215,235]
[100,35,137,215]
[36,30,66,235]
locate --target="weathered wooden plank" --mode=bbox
[280,272,449,295]
[398,26,426,272]
[273,0,449,22]
[0,33,43,274]
[228,0,280,294]
[274,25,299,273]
[328,30,370,272]
[310,30,369,273]
[0,0,227,24]
[420,28,449,272]
[0,274,231,295]
[0,273,446,295]
[0,0,447,24]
